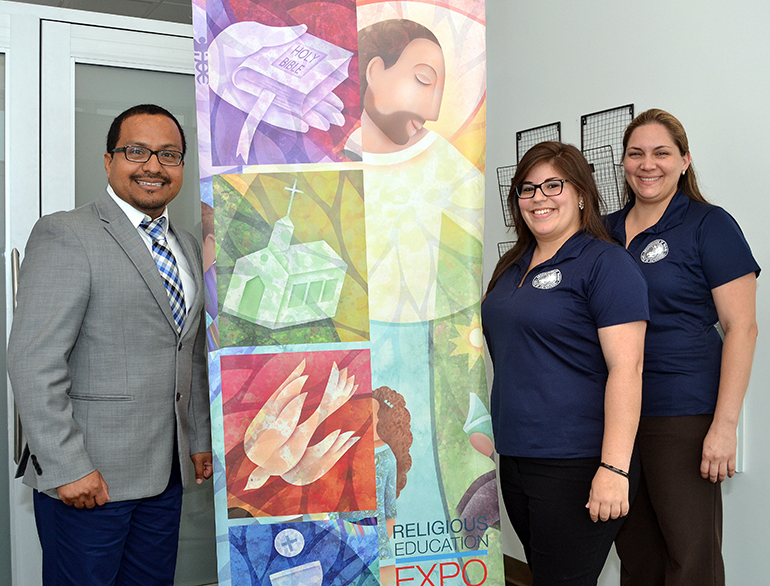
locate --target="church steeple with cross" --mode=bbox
[222,176,349,330]
[270,179,303,251]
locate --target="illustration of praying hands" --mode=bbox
[243,360,360,489]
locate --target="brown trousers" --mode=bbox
[615,415,724,586]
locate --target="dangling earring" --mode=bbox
[579,199,584,211]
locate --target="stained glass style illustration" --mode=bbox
[209,22,354,164]
[222,349,376,518]
[230,520,379,586]
[204,0,360,166]
[223,180,348,329]
[214,170,368,348]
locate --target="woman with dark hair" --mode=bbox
[482,141,649,584]
[607,109,759,586]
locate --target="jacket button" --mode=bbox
[178,342,183,351]
[176,393,182,402]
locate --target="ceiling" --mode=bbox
[6,0,192,25]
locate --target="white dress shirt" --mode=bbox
[106,185,197,306]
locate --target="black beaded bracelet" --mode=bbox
[599,462,629,479]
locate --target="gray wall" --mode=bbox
[485,1,770,583]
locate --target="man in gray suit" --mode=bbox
[7,104,212,586]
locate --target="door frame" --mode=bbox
[2,3,195,585]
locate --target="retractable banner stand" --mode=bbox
[193,1,500,584]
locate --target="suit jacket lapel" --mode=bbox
[169,221,205,338]
[95,191,179,333]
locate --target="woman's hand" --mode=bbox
[700,422,737,483]
[586,465,629,522]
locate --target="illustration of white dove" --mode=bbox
[243,359,360,489]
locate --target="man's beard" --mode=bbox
[364,91,425,146]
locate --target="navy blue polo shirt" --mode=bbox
[606,191,760,417]
[482,231,649,458]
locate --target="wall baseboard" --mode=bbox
[504,555,532,586]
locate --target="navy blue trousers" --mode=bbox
[34,459,183,586]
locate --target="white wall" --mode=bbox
[485,1,770,583]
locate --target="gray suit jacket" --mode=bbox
[7,191,211,501]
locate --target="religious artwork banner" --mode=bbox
[194,1,500,584]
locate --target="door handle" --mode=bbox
[11,248,23,465]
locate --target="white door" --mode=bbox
[5,5,216,585]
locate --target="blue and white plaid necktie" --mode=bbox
[139,216,186,333]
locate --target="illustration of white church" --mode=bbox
[222,181,347,329]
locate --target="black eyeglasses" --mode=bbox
[516,179,568,199]
[111,145,184,167]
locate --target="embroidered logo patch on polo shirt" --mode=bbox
[532,269,562,289]
[640,239,669,263]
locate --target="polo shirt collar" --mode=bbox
[515,230,594,273]
[610,190,690,242]
[653,189,690,231]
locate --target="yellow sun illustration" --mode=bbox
[449,313,484,371]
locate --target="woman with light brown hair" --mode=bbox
[607,109,759,585]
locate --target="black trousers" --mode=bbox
[499,454,639,586]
